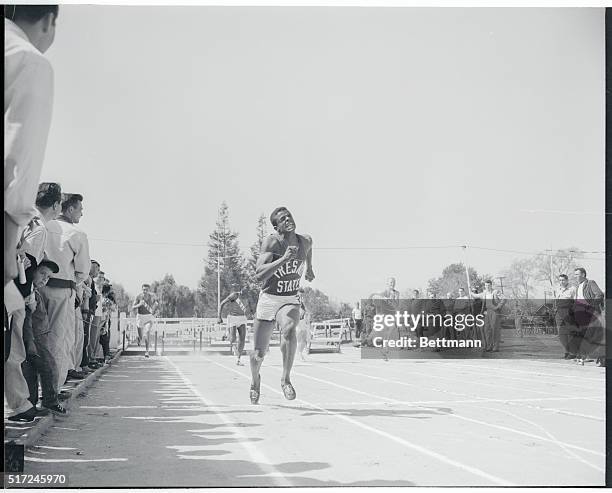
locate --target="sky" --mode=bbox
[40,6,605,302]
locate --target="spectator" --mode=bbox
[454,287,470,339]
[4,5,59,286]
[81,260,101,370]
[20,255,67,415]
[352,301,363,340]
[99,284,115,363]
[555,274,577,359]
[40,193,90,392]
[471,280,505,352]
[573,268,605,367]
[88,271,106,365]
[18,182,62,263]
[4,256,40,422]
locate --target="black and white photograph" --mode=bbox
[3,2,607,488]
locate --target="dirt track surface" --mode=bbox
[20,349,605,487]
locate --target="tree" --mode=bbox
[196,202,248,317]
[111,282,132,314]
[533,247,585,294]
[301,287,339,322]
[248,213,267,280]
[427,263,482,297]
[242,213,268,310]
[502,258,537,311]
[151,274,179,318]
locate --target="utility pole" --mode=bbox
[461,246,472,297]
[217,251,221,314]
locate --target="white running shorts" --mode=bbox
[255,292,301,321]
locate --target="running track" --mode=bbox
[23,348,605,487]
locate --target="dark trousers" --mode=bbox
[99,330,110,358]
[574,305,605,358]
[354,319,363,338]
[81,311,91,367]
[555,308,574,354]
[21,331,59,408]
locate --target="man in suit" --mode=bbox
[573,268,605,367]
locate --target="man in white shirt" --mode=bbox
[39,193,90,392]
[4,5,58,287]
[19,182,62,262]
[471,280,505,352]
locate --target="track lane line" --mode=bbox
[207,358,515,486]
[165,357,292,487]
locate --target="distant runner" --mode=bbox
[218,287,252,366]
[132,283,158,358]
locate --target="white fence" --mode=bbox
[115,314,351,353]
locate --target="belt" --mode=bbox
[46,278,76,290]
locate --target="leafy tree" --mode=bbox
[502,258,538,311]
[301,287,339,322]
[111,282,132,314]
[533,248,584,294]
[196,202,248,317]
[427,263,482,297]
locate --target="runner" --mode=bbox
[131,283,158,358]
[249,207,315,404]
[217,287,252,366]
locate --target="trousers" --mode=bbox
[4,309,34,415]
[39,286,76,390]
[72,308,84,370]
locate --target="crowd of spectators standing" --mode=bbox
[4,5,118,422]
[353,273,604,366]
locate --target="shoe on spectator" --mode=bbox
[96,358,104,363]
[562,353,569,359]
[88,362,101,370]
[67,370,86,380]
[58,391,72,401]
[144,351,150,358]
[567,354,576,360]
[596,358,605,367]
[44,404,67,415]
[34,407,50,417]
[8,407,37,422]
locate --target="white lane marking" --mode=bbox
[34,446,76,450]
[51,427,78,431]
[290,368,605,458]
[80,406,157,409]
[315,363,605,421]
[165,357,291,487]
[476,404,604,473]
[430,361,604,387]
[356,361,593,398]
[208,359,514,486]
[25,457,128,463]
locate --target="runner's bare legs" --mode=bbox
[250,319,275,394]
[277,305,300,386]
